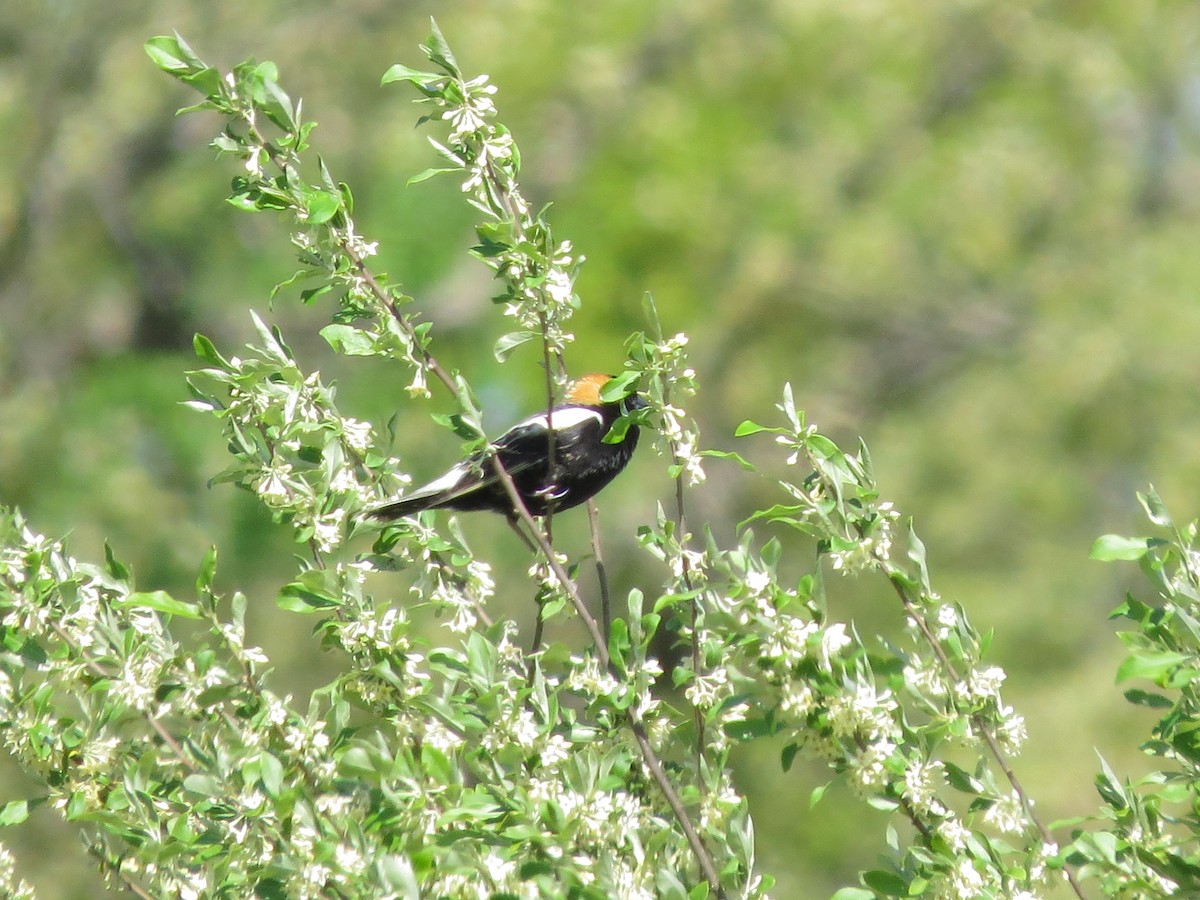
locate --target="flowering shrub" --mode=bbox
[0,21,1197,899]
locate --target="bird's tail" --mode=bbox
[366,493,441,521]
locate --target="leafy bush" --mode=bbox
[0,22,1197,899]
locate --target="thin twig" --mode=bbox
[661,380,706,765]
[588,500,612,642]
[629,715,727,899]
[489,459,725,897]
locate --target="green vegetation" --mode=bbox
[3,2,1200,896]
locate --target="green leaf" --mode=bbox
[831,890,874,900]
[493,331,534,362]
[193,333,231,369]
[943,760,984,794]
[1123,688,1173,709]
[103,541,131,582]
[1138,486,1172,527]
[196,546,218,596]
[258,752,284,797]
[183,774,221,796]
[1116,650,1192,684]
[1091,534,1155,561]
[380,63,440,87]
[809,782,828,808]
[738,504,808,530]
[734,420,776,437]
[862,869,908,896]
[320,324,376,356]
[0,800,29,827]
[120,591,202,620]
[304,188,342,224]
[599,370,641,402]
[408,166,461,185]
[700,449,758,471]
[603,407,651,445]
[250,62,296,131]
[423,19,460,76]
[144,34,207,80]
[276,582,341,613]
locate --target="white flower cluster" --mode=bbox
[422,561,493,635]
[653,333,705,486]
[425,67,579,358]
[0,843,36,900]
[498,238,579,353]
[823,499,899,575]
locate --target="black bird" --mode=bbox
[369,373,646,522]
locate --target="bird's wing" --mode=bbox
[375,422,554,515]
[491,407,604,467]
[368,407,604,520]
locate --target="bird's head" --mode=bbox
[566,373,650,443]
[567,373,648,412]
[565,373,616,407]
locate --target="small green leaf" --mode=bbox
[738,504,809,530]
[1116,650,1192,684]
[493,331,534,362]
[700,449,758,471]
[304,188,341,224]
[423,19,460,75]
[104,541,131,582]
[809,782,828,808]
[258,752,284,797]
[193,333,231,369]
[1123,688,1173,709]
[320,324,376,356]
[120,591,202,620]
[599,370,641,402]
[145,36,194,74]
[183,774,221,796]
[861,869,907,896]
[1091,534,1155,561]
[734,420,773,437]
[943,761,984,794]
[0,800,29,827]
[276,582,341,613]
[196,546,218,596]
[381,63,440,86]
[1138,486,1172,527]
[603,408,651,445]
[408,166,461,185]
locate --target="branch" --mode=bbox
[885,571,1086,900]
[486,460,725,898]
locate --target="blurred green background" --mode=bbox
[4,0,1200,895]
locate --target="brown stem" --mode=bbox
[588,500,612,642]
[661,381,706,765]
[629,715,727,899]
[489,458,724,896]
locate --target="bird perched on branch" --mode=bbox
[368,373,647,523]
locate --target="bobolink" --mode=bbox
[369,373,646,523]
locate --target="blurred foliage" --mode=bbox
[3,0,1200,895]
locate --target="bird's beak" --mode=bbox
[622,394,649,416]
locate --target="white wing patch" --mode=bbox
[512,406,603,433]
[416,462,470,495]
